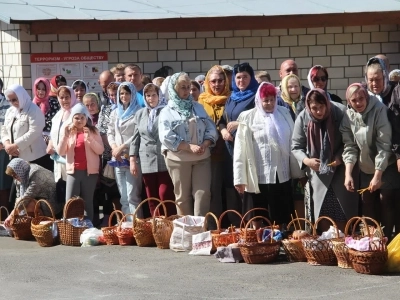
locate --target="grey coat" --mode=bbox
[130,107,167,174]
[292,102,359,220]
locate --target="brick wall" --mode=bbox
[2,22,400,99]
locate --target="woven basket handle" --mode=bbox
[152,201,168,219]
[344,216,363,237]
[240,207,269,230]
[286,217,313,231]
[313,216,339,237]
[0,206,9,221]
[34,199,55,220]
[133,197,162,224]
[117,213,134,231]
[108,210,124,227]
[203,212,220,231]
[351,216,384,238]
[157,199,183,216]
[244,216,273,241]
[218,210,242,229]
[13,197,36,217]
[63,197,85,219]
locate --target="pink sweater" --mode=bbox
[57,129,104,175]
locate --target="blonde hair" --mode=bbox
[174,73,191,91]
[5,166,16,177]
[255,70,271,82]
[110,63,126,74]
[152,77,165,87]
[82,93,100,111]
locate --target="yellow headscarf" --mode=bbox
[198,65,231,123]
[281,74,302,113]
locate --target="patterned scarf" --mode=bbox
[198,65,231,123]
[167,72,193,118]
[305,88,335,174]
[143,83,167,133]
[7,158,30,197]
[281,74,303,113]
[32,77,50,114]
[116,82,141,121]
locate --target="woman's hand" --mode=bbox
[64,124,72,136]
[46,141,55,155]
[235,184,246,194]
[226,121,239,133]
[189,144,202,154]
[5,143,19,156]
[83,127,90,141]
[397,159,400,173]
[369,175,382,192]
[4,214,12,228]
[130,158,138,176]
[304,158,320,172]
[221,128,233,141]
[112,145,124,161]
[344,175,354,192]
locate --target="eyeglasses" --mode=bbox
[234,62,250,73]
[210,79,224,84]
[313,76,327,82]
[7,98,18,104]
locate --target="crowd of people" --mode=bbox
[0,54,400,241]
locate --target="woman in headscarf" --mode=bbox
[3,158,60,227]
[107,82,142,219]
[190,80,201,101]
[341,83,400,239]
[1,84,47,167]
[234,82,298,227]
[365,57,395,106]
[57,104,104,221]
[293,89,358,231]
[46,86,78,203]
[198,65,230,224]
[277,74,304,121]
[46,75,65,128]
[159,72,218,216]
[130,83,175,216]
[219,62,258,223]
[0,78,12,210]
[307,65,343,104]
[72,80,88,102]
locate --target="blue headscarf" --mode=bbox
[230,63,259,102]
[116,82,141,121]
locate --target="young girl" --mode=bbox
[72,80,88,102]
[82,93,101,126]
[57,103,104,221]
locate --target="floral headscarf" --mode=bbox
[167,72,193,118]
[7,158,30,197]
[33,77,50,115]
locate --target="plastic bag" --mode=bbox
[80,228,104,247]
[386,233,400,272]
[170,216,205,251]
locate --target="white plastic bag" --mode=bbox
[189,231,213,256]
[170,216,204,252]
[80,228,104,247]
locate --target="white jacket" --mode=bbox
[107,109,136,157]
[1,102,46,162]
[233,106,303,193]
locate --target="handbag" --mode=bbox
[102,164,115,180]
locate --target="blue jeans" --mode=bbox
[114,166,142,221]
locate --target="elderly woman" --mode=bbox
[130,83,175,216]
[307,65,342,104]
[159,72,218,216]
[198,65,230,221]
[0,80,12,209]
[234,82,299,227]
[1,84,48,167]
[277,74,304,121]
[219,63,259,221]
[72,80,88,102]
[365,57,395,106]
[292,89,358,231]
[3,158,60,227]
[341,83,400,239]
[108,82,142,219]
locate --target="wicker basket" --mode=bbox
[57,197,87,246]
[117,214,136,246]
[134,198,161,247]
[31,199,58,247]
[240,208,269,243]
[347,217,388,275]
[331,216,362,269]
[239,216,281,264]
[213,210,242,248]
[203,212,221,252]
[152,200,182,249]
[301,216,339,266]
[0,206,11,237]
[282,218,313,262]
[101,210,123,245]
[10,197,36,240]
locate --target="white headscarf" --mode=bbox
[143,83,167,133]
[4,84,32,118]
[160,76,171,102]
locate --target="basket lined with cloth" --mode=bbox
[31,199,58,247]
[101,210,123,245]
[282,218,313,262]
[57,197,88,246]
[239,216,281,264]
[346,217,388,275]
[239,208,271,244]
[152,200,182,249]
[301,216,339,266]
[10,197,36,240]
[213,210,242,248]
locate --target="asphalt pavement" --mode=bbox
[0,237,399,300]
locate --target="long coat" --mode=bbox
[291,102,359,220]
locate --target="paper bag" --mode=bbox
[169,216,204,252]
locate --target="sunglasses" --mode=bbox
[313,76,327,82]
[7,98,18,104]
[234,62,251,73]
[210,79,225,84]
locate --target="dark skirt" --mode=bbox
[360,162,400,190]
[0,150,12,190]
[319,185,347,222]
